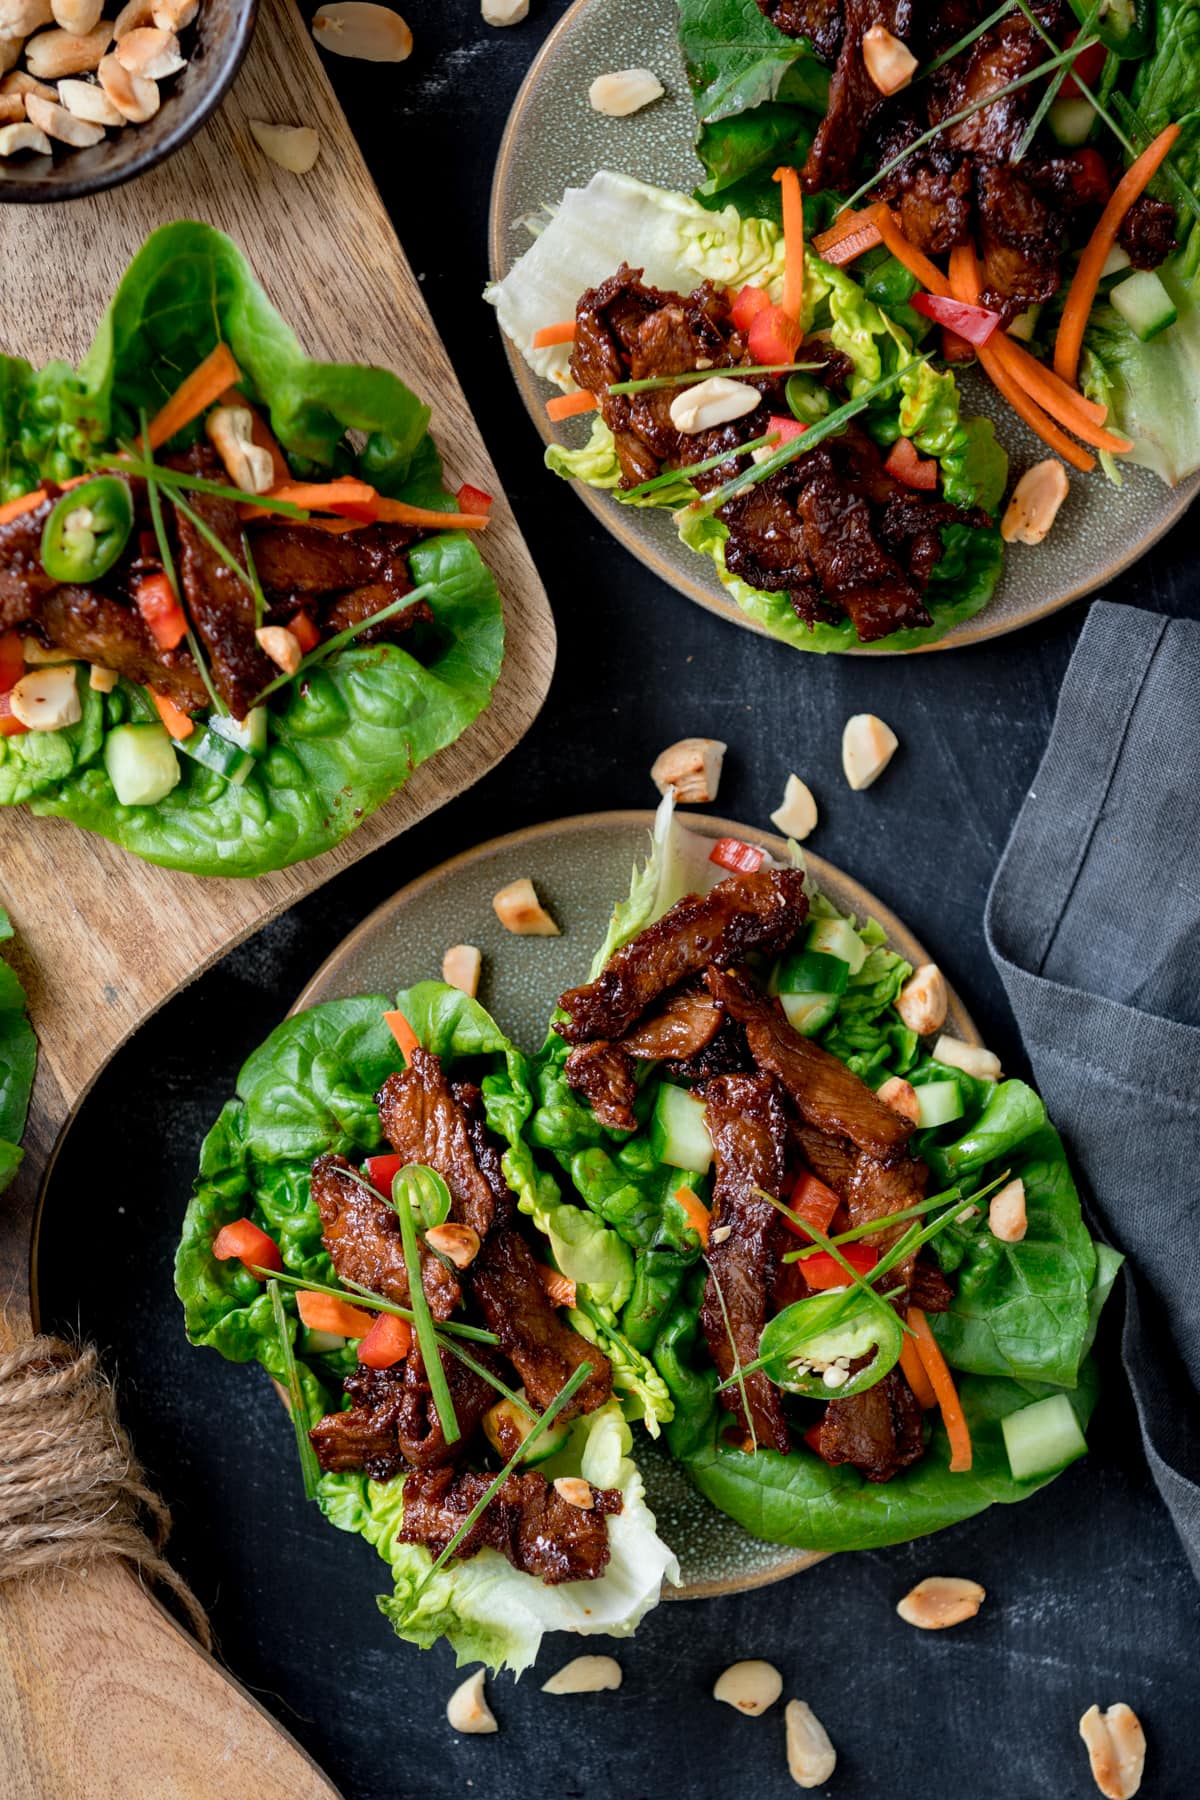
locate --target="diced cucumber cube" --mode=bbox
[1110,269,1177,343]
[913,1080,965,1129]
[301,1328,347,1355]
[481,1396,570,1466]
[779,992,840,1037]
[1100,244,1132,281]
[1006,304,1042,343]
[774,948,850,996]
[806,916,868,974]
[103,722,181,807]
[211,705,269,754]
[650,1084,713,1173]
[176,723,256,786]
[1001,1393,1088,1482]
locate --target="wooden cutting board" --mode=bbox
[0,3,554,1791]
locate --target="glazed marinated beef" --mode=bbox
[564,1041,640,1132]
[801,0,914,194]
[398,1466,622,1584]
[700,1074,793,1453]
[557,866,808,1044]
[471,1223,613,1417]
[620,983,723,1060]
[756,0,843,60]
[309,1346,499,1479]
[376,1050,498,1238]
[169,448,277,717]
[310,1151,461,1321]
[569,265,986,642]
[815,1366,926,1482]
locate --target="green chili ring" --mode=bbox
[758,1288,905,1401]
[41,476,134,584]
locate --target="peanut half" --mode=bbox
[785,1700,837,1789]
[712,1660,782,1717]
[896,1575,985,1630]
[1079,1703,1146,1799]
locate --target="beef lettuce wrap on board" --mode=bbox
[521,799,1120,1553]
[0,223,502,877]
[176,982,677,1673]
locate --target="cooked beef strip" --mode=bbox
[557,867,808,1045]
[251,521,420,597]
[564,1042,640,1132]
[376,1049,496,1238]
[755,0,843,59]
[1119,195,1178,270]
[700,1073,793,1454]
[793,1122,860,1196]
[324,578,432,642]
[909,1255,954,1314]
[933,13,1044,164]
[36,585,209,710]
[398,1466,621,1584]
[707,965,914,1157]
[308,1394,408,1481]
[802,1,914,193]
[310,1151,461,1321]
[662,1015,752,1086]
[452,1080,518,1231]
[470,1224,612,1418]
[169,448,276,719]
[843,1148,929,1295]
[974,164,1063,321]
[816,1365,925,1481]
[620,984,723,1060]
[795,458,933,641]
[0,491,76,628]
[309,1344,498,1478]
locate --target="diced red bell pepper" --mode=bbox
[365,1152,405,1194]
[910,291,1001,347]
[884,436,939,492]
[0,631,24,695]
[0,692,28,737]
[748,303,803,366]
[767,413,808,445]
[798,1243,879,1289]
[357,1310,413,1369]
[709,836,765,875]
[288,609,320,655]
[731,283,772,335]
[783,1169,842,1239]
[1059,33,1107,100]
[135,572,189,652]
[456,482,493,514]
[212,1216,282,1277]
[296,1289,373,1338]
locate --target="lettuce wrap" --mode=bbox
[523,801,1121,1554]
[176,982,677,1674]
[0,905,34,1198]
[488,171,1005,652]
[1,223,502,878]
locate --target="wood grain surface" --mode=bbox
[0,3,553,1791]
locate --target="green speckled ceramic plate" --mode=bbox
[488,0,1199,654]
[291,810,980,1600]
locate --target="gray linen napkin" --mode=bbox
[986,601,1200,1579]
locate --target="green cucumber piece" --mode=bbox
[650,1084,713,1173]
[212,705,269,755]
[913,1080,964,1129]
[1006,304,1042,343]
[1110,269,1177,344]
[176,722,256,786]
[1047,96,1095,147]
[481,1396,571,1466]
[1100,244,1132,281]
[103,722,181,807]
[1001,1393,1088,1482]
[806,916,867,974]
[300,1327,346,1355]
[780,992,840,1037]
[774,948,849,997]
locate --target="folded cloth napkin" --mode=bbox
[986,601,1200,1579]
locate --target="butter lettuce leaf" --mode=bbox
[0,905,35,1197]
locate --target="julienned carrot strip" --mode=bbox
[774,165,805,324]
[1055,122,1181,386]
[536,1263,577,1309]
[546,389,599,421]
[217,384,291,488]
[0,472,98,525]
[674,1184,711,1249]
[373,498,490,530]
[256,478,379,521]
[899,1332,937,1409]
[532,321,577,348]
[383,1008,420,1065]
[149,688,195,741]
[909,1306,972,1473]
[146,343,241,449]
[866,203,952,297]
[812,207,883,265]
[296,1289,374,1338]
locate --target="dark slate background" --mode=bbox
[37,4,1200,1796]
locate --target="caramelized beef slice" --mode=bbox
[324,577,432,642]
[168,448,275,719]
[376,1049,496,1238]
[469,1225,612,1417]
[894,154,975,256]
[662,1015,752,1085]
[1118,195,1177,270]
[310,1151,461,1321]
[398,1466,621,1584]
[252,521,418,597]
[37,586,209,710]
[802,1,915,193]
[309,1397,407,1482]
[974,164,1063,320]
[796,463,932,641]
[817,1366,925,1481]
[558,867,808,1045]
[699,1073,793,1454]
[621,984,723,1060]
[0,492,71,629]
[934,14,1043,163]
[794,1123,860,1196]
[843,1148,929,1293]
[564,1042,640,1132]
[910,1256,954,1314]
[366,1346,498,1470]
[453,1080,518,1232]
[720,471,817,597]
[708,965,913,1157]
[756,0,843,59]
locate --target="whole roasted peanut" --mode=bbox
[896,1575,985,1630]
[248,117,320,174]
[0,117,50,149]
[492,876,559,936]
[25,22,112,76]
[0,0,52,37]
[58,76,124,122]
[842,712,898,790]
[1002,458,1069,545]
[552,1477,594,1511]
[669,376,760,434]
[113,22,182,76]
[588,67,663,116]
[98,47,158,116]
[785,1700,837,1788]
[424,1222,480,1270]
[1,69,58,97]
[712,1660,782,1716]
[862,24,916,95]
[481,0,527,21]
[51,0,103,33]
[895,962,948,1036]
[877,1075,920,1124]
[312,2,412,62]
[206,405,275,494]
[255,625,303,676]
[26,89,105,142]
[770,772,818,842]
[989,1176,1028,1244]
[932,1033,1001,1082]
[1079,1703,1146,1799]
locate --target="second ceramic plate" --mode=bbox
[489,0,1198,654]
[292,809,980,1598]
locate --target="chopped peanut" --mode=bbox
[895,962,948,1036]
[770,772,818,842]
[650,735,726,805]
[842,712,898,790]
[492,876,559,936]
[441,943,481,998]
[989,1177,1028,1243]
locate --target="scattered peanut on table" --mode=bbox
[712,1660,782,1716]
[842,712,898,790]
[651,736,726,805]
[541,1654,622,1694]
[784,1699,837,1788]
[311,2,412,63]
[446,1668,497,1735]
[769,772,818,842]
[1079,1703,1146,1799]
[896,1575,986,1629]
[492,877,560,936]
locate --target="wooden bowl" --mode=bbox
[0,0,257,204]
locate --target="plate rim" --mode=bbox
[487,0,1199,656]
[290,807,982,1602]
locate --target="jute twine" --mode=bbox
[0,1334,211,1648]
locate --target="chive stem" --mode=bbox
[393,1168,461,1446]
[107,450,311,519]
[258,1265,501,1345]
[269,1277,322,1501]
[620,431,781,501]
[607,361,822,396]
[251,582,436,705]
[137,411,226,717]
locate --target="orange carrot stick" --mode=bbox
[146,343,241,450]
[0,472,99,526]
[1055,122,1181,386]
[532,321,577,348]
[909,1306,973,1472]
[383,1008,420,1065]
[899,1331,938,1408]
[774,164,805,325]
[536,1264,578,1309]
[813,207,883,266]
[374,498,490,531]
[546,390,599,421]
[254,478,379,520]
[866,203,952,297]
[149,688,196,741]
[674,1184,712,1250]
[296,1290,374,1338]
